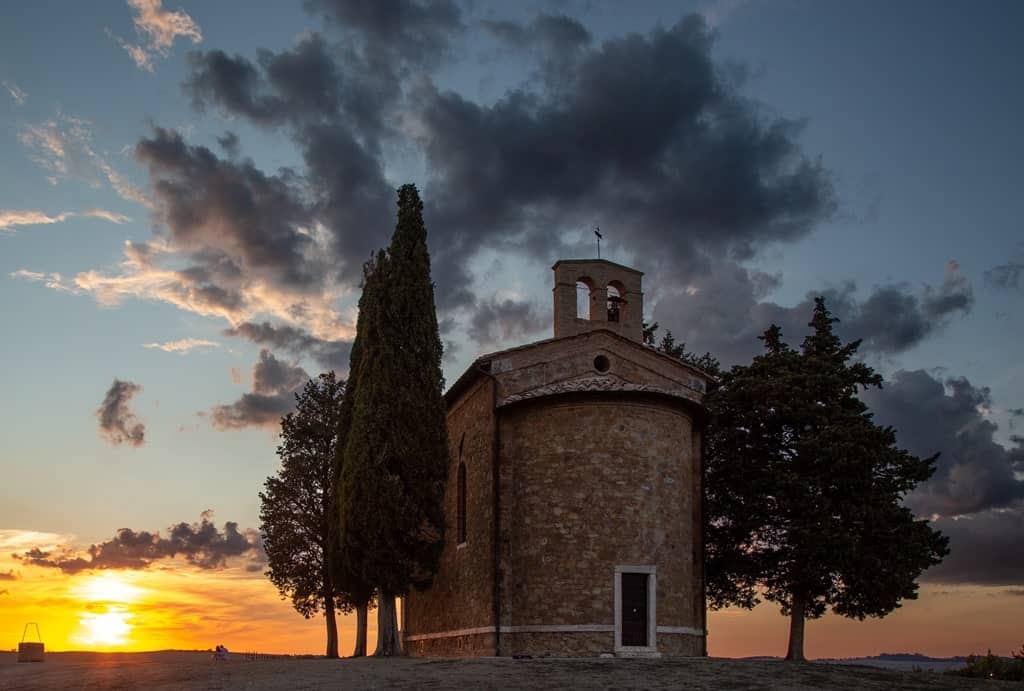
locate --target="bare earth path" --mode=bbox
[0,652,1012,690]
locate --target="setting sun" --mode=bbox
[78,608,132,647]
[68,573,143,648]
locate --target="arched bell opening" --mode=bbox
[607,281,626,323]
[576,277,595,320]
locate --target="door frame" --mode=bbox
[613,564,658,655]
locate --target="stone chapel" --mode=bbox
[403,259,709,658]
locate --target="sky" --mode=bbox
[1,0,1022,658]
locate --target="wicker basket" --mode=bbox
[18,623,44,662]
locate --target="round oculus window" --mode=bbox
[593,355,610,373]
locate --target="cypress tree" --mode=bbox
[705,298,949,661]
[339,185,449,656]
[330,255,380,657]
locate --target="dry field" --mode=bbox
[0,651,1014,690]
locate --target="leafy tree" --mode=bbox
[260,371,349,658]
[642,320,722,376]
[339,184,449,656]
[704,298,948,661]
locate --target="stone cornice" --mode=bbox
[498,374,703,408]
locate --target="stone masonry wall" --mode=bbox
[497,396,702,655]
[404,375,496,655]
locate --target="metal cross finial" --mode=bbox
[594,226,603,259]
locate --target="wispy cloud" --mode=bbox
[82,209,131,224]
[0,208,129,232]
[18,115,92,184]
[18,114,151,206]
[108,0,202,72]
[0,529,71,552]
[699,0,754,27]
[143,337,219,353]
[61,239,350,343]
[92,154,152,207]
[985,261,1023,291]
[0,210,73,229]
[107,29,155,71]
[9,270,81,295]
[2,80,26,105]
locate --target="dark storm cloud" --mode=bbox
[223,321,351,372]
[96,379,146,447]
[922,260,974,317]
[185,50,276,124]
[482,12,592,54]
[1008,434,1024,472]
[209,349,308,429]
[417,16,835,298]
[923,505,1024,586]
[185,36,395,285]
[298,122,394,279]
[861,369,1024,517]
[15,513,261,574]
[216,131,239,156]
[181,12,835,311]
[984,261,1023,290]
[481,12,593,96]
[185,35,351,129]
[652,261,973,366]
[304,0,464,67]
[468,297,548,347]
[135,127,320,291]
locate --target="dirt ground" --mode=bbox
[0,651,1014,690]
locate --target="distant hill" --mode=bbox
[817,653,969,673]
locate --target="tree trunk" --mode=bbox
[324,595,339,658]
[785,592,806,662]
[351,602,368,657]
[373,593,402,656]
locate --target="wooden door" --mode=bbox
[620,572,648,646]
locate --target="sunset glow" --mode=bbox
[66,573,141,648]
[77,608,132,647]
[77,572,144,605]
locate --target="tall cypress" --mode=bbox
[339,185,449,656]
[330,254,381,657]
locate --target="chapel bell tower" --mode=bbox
[552,259,644,343]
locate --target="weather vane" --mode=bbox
[594,226,603,259]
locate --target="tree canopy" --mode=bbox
[259,371,348,658]
[338,184,449,655]
[704,298,949,661]
[642,320,721,376]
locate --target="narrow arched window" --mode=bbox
[576,277,594,319]
[457,461,467,545]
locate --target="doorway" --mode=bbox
[614,565,657,654]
